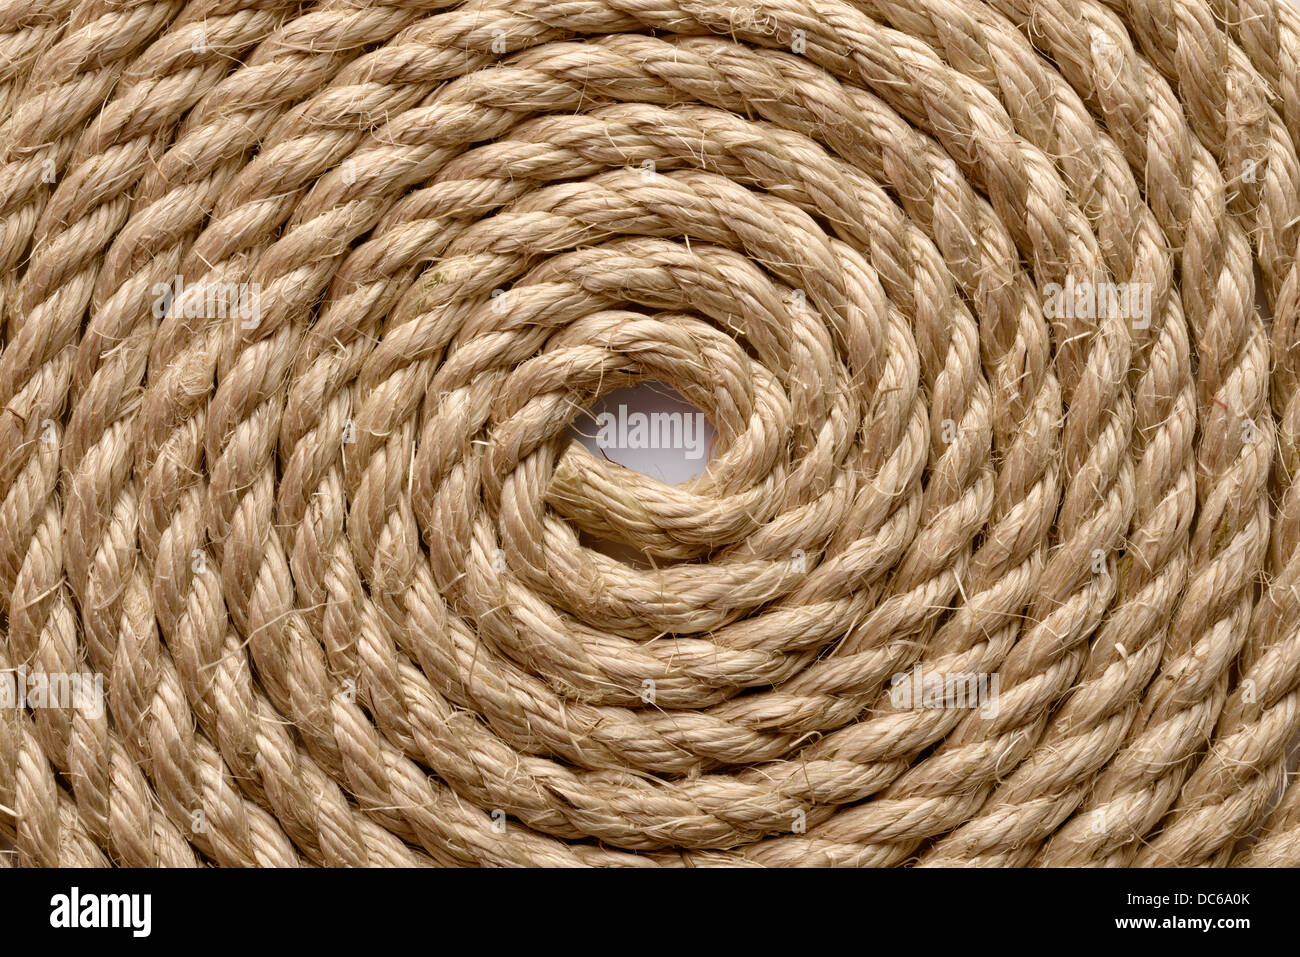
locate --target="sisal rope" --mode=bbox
[0,0,1298,867]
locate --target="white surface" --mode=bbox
[569,381,715,485]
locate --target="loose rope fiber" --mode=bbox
[0,0,1298,868]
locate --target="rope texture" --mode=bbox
[0,0,1298,867]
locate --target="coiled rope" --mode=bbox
[0,0,1298,867]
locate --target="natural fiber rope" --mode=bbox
[0,0,1298,867]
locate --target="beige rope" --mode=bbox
[0,0,1297,867]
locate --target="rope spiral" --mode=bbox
[0,0,1298,867]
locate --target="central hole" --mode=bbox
[570,382,715,484]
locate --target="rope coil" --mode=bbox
[0,0,1297,867]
